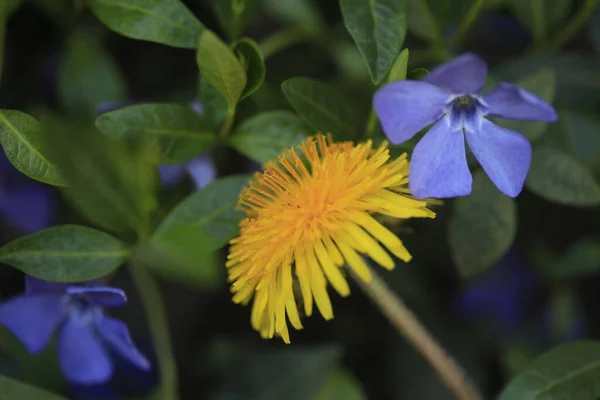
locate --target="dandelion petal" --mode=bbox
[59,319,113,384]
[373,81,450,144]
[409,118,472,199]
[466,119,531,197]
[424,52,488,94]
[482,82,558,122]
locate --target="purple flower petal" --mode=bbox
[482,82,558,122]
[373,81,450,144]
[96,316,150,371]
[66,287,127,308]
[25,277,69,295]
[0,183,55,234]
[58,318,113,384]
[0,294,65,353]
[466,119,532,197]
[409,117,472,199]
[185,154,216,190]
[424,53,488,94]
[159,164,186,189]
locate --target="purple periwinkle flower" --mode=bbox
[0,277,150,384]
[374,53,558,198]
[159,153,216,189]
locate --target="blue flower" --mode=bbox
[374,53,557,198]
[159,152,216,189]
[0,277,150,384]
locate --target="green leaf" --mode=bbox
[0,110,65,186]
[313,369,366,400]
[199,76,229,130]
[404,0,442,43]
[386,48,409,83]
[233,38,266,99]
[156,174,251,250]
[88,0,204,48]
[340,0,406,85]
[0,374,67,400]
[95,103,215,164]
[589,6,600,52]
[135,225,221,288]
[546,238,600,278]
[230,111,310,164]
[448,170,516,279]
[210,0,254,40]
[525,147,600,206]
[42,114,158,236]
[58,31,126,120]
[0,225,127,283]
[494,68,556,142]
[560,110,600,170]
[196,30,247,108]
[262,0,324,33]
[211,345,341,400]
[499,341,600,400]
[281,77,358,139]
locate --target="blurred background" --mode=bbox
[1,0,600,399]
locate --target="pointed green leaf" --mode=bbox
[233,38,266,99]
[88,0,204,48]
[499,341,600,400]
[340,0,406,85]
[282,77,358,139]
[0,375,67,400]
[96,103,215,164]
[526,147,600,206]
[448,171,516,279]
[386,48,409,83]
[0,225,128,282]
[196,30,247,107]
[230,111,310,164]
[0,110,65,186]
[156,174,251,250]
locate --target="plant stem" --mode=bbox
[259,26,315,60]
[350,267,483,400]
[541,0,599,52]
[129,264,179,400]
[449,0,486,46]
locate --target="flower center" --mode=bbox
[65,293,102,325]
[447,95,485,132]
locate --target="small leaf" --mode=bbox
[495,68,556,142]
[547,238,600,278]
[526,147,600,206]
[230,111,311,164]
[88,0,204,48]
[210,0,254,40]
[156,174,251,250]
[282,77,358,139]
[196,30,247,107]
[313,369,367,400]
[499,341,600,400]
[0,374,67,400]
[95,103,215,164]
[233,38,266,99]
[0,225,128,282]
[386,48,409,83]
[448,171,516,279]
[135,225,221,288]
[0,110,65,186]
[58,31,126,119]
[340,0,406,85]
[211,345,341,400]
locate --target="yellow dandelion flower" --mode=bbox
[226,134,436,343]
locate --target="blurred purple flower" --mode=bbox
[374,52,557,199]
[455,251,539,330]
[0,152,55,234]
[0,277,150,384]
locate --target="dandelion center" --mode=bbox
[226,134,436,343]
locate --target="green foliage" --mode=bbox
[546,237,600,278]
[404,0,442,44]
[211,0,255,40]
[230,110,311,164]
[88,0,204,48]
[95,103,215,164]
[0,225,128,282]
[526,147,600,206]
[0,374,67,400]
[448,171,516,279]
[0,110,64,186]
[232,38,266,99]
[499,341,600,400]
[58,31,126,120]
[510,0,572,43]
[262,0,324,33]
[559,110,600,170]
[386,48,410,83]
[312,369,367,400]
[282,77,359,139]
[41,114,158,236]
[199,76,230,130]
[156,174,251,250]
[340,0,407,85]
